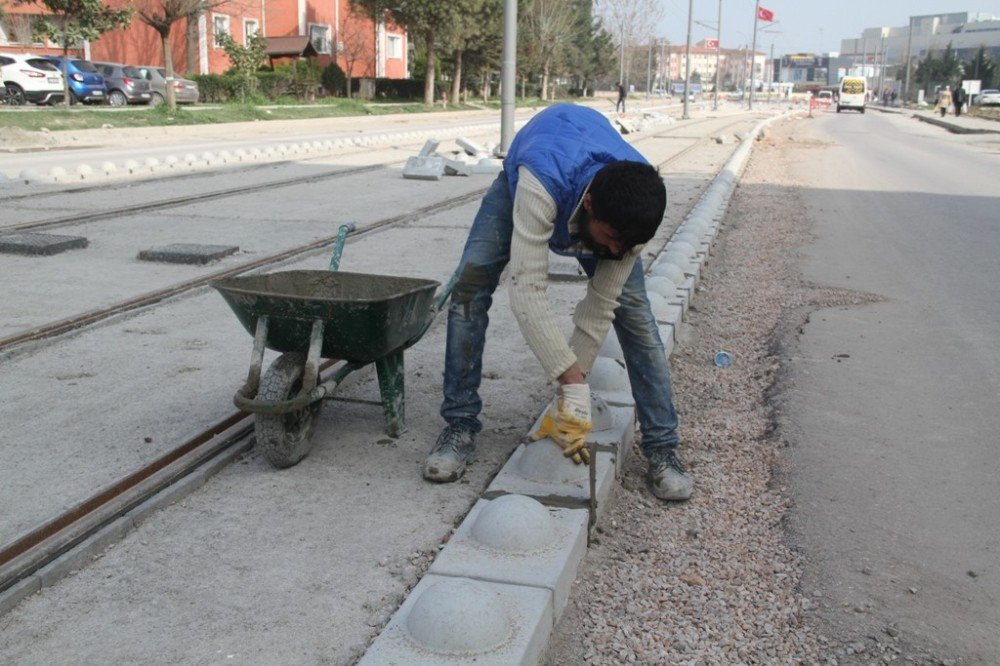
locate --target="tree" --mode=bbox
[521,0,576,100]
[18,0,131,107]
[217,32,265,102]
[915,42,963,97]
[338,5,372,97]
[596,0,663,88]
[396,0,468,105]
[964,46,997,89]
[135,0,235,109]
[562,0,615,96]
[442,0,492,105]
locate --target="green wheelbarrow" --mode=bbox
[212,224,456,468]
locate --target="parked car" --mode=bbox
[43,55,106,104]
[974,89,1000,106]
[93,62,152,106]
[135,66,199,105]
[0,52,65,105]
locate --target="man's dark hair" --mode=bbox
[588,161,666,250]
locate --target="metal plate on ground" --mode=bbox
[0,233,89,256]
[138,243,239,265]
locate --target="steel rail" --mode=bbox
[0,191,485,354]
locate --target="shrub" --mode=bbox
[322,62,347,97]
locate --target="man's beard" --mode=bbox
[576,214,627,260]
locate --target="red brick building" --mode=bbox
[0,0,407,79]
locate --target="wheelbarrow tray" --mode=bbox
[213,270,440,363]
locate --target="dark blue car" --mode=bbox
[44,56,106,104]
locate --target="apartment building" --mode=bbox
[0,0,407,80]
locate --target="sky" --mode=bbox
[654,0,1000,55]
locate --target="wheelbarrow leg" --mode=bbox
[374,348,406,437]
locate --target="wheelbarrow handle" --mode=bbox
[328,223,357,272]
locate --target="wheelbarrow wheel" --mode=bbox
[255,352,323,468]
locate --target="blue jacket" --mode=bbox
[503,104,648,255]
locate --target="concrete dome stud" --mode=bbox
[471,495,556,552]
[598,330,624,362]
[666,240,698,259]
[650,260,686,285]
[405,579,513,654]
[674,231,701,246]
[517,439,588,483]
[662,250,692,274]
[646,291,671,319]
[645,276,677,299]
[589,356,629,392]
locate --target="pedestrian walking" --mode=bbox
[615,82,626,113]
[937,86,952,118]
[953,85,966,117]
[422,104,693,502]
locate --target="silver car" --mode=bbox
[136,66,199,105]
[93,62,152,106]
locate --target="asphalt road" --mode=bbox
[778,110,1000,662]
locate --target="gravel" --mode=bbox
[544,118,880,664]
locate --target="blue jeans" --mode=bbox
[440,172,680,458]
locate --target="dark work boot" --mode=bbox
[648,450,694,501]
[422,424,476,483]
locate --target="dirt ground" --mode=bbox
[541,117,942,664]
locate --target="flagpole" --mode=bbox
[749,0,760,110]
[714,0,721,111]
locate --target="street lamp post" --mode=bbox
[714,0,722,110]
[683,0,694,119]
[749,0,760,110]
[499,0,516,154]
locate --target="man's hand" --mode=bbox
[530,383,592,464]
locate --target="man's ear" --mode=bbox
[582,193,592,213]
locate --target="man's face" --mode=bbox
[579,194,627,260]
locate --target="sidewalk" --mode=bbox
[872,105,1000,134]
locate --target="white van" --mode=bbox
[838,77,866,113]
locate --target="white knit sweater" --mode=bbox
[509,167,643,382]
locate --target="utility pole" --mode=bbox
[749,0,760,110]
[646,40,653,96]
[903,15,914,100]
[713,0,722,110]
[499,0,516,154]
[683,0,694,119]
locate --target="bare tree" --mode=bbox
[522,0,576,100]
[338,5,371,96]
[596,0,663,88]
[135,0,241,109]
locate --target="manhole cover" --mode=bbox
[0,232,89,256]
[138,243,239,265]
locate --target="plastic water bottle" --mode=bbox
[714,351,733,368]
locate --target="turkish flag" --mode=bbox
[705,38,719,49]
[757,6,774,21]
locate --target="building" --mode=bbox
[655,41,766,92]
[0,0,407,81]
[838,11,1000,94]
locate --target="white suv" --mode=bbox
[1,52,65,105]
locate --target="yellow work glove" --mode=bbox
[530,383,592,464]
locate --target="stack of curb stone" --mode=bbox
[359,113,788,665]
[402,110,677,181]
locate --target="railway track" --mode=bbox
[0,113,754,603]
[0,116,748,355]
